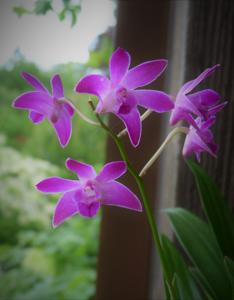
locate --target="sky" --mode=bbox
[0,0,116,69]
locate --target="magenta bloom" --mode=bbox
[12,72,74,147]
[36,159,142,227]
[183,117,218,161]
[170,65,226,127]
[75,47,174,147]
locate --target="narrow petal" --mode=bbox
[66,158,96,179]
[21,72,49,93]
[64,103,75,116]
[53,191,79,227]
[122,59,168,90]
[96,161,127,182]
[109,48,130,85]
[183,130,215,157]
[36,177,80,193]
[13,91,53,115]
[169,108,198,128]
[187,89,220,107]
[52,110,72,147]
[117,108,142,147]
[51,74,64,99]
[78,201,100,218]
[180,65,220,95]
[101,181,142,212]
[75,74,110,99]
[28,111,45,124]
[132,90,174,112]
[207,102,227,116]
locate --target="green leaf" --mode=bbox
[224,257,234,291]
[34,0,53,15]
[59,8,66,21]
[161,235,201,300]
[166,208,232,300]
[70,9,78,27]
[187,159,234,259]
[13,6,30,17]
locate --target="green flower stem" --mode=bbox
[89,101,171,288]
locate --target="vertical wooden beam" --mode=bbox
[96,2,170,300]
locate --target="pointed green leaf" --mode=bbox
[166,208,232,300]
[59,8,67,21]
[161,235,202,300]
[71,10,77,27]
[187,159,234,259]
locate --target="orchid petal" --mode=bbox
[117,108,141,147]
[53,191,78,227]
[188,89,220,107]
[75,74,110,99]
[109,47,130,85]
[183,130,216,158]
[122,59,168,90]
[78,201,100,218]
[101,181,142,211]
[66,158,96,179]
[64,103,75,116]
[96,161,126,182]
[180,65,220,95]
[207,102,227,116]
[169,108,198,128]
[13,91,53,115]
[21,72,49,93]
[95,101,104,113]
[52,110,72,147]
[28,111,45,124]
[132,90,174,112]
[51,74,64,99]
[36,177,80,193]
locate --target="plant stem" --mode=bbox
[139,127,189,177]
[89,101,170,283]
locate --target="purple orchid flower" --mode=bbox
[170,65,227,127]
[183,117,218,162]
[75,47,174,147]
[36,159,142,227]
[12,72,74,147]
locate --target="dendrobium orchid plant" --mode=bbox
[12,47,227,298]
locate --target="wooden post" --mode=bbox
[96,2,170,300]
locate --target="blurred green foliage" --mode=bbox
[0,136,100,300]
[13,0,82,27]
[0,37,112,299]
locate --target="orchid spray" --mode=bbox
[13,47,227,298]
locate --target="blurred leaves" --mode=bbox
[186,159,234,259]
[12,0,82,27]
[0,38,112,298]
[13,6,30,17]
[165,161,234,300]
[0,138,100,300]
[34,0,53,15]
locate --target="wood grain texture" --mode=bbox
[176,0,234,212]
